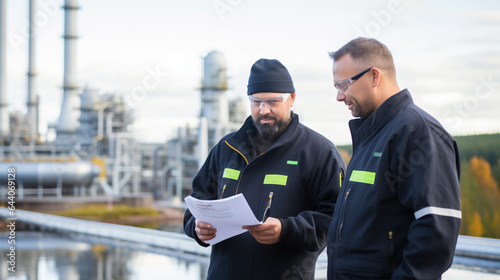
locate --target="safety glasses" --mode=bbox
[334,67,373,94]
[249,93,291,109]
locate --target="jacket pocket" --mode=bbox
[335,251,392,279]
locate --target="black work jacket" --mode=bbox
[327,89,461,280]
[184,113,345,280]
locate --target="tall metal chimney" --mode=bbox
[0,0,10,141]
[200,51,229,126]
[56,0,80,142]
[27,0,39,144]
[200,51,229,148]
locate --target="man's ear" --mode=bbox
[371,68,382,87]
[289,92,296,107]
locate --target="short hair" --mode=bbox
[329,37,396,79]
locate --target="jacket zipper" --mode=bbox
[338,186,351,241]
[224,141,248,195]
[386,231,395,273]
[338,144,360,241]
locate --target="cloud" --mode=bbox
[4,0,500,146]
[474,10,500,24]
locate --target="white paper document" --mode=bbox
[184,193,261,245]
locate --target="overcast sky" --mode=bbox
[4,0,500,145]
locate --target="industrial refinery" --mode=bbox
[0,0,246,209]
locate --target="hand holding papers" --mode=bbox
[185,193,261,245]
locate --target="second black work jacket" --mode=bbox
[327,89,461,280]
[184,113,345,280]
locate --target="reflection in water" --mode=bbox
[0,231,208,280]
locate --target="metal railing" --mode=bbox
[0,207,210,258]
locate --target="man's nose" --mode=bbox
[336,91,345,102]
[259,102,271,113]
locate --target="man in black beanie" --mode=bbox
[184,58,345,280]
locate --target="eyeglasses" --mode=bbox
[334,67,373,94]
[249,93,291,109]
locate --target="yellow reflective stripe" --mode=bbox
[264,174,288,186]
[222,168,240,180]
[349,170,376,185]
[225,140,248,165]
[287,160,298,165]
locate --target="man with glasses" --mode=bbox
[184,58,345,279]
[327,38,461,279]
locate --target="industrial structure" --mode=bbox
[150,51,245,200]
[0,0,9,144]
[0,1,245,205]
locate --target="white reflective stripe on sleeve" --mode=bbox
[414,206,462,220]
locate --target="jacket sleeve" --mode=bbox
[279,147,345,251]
[392,122,461,279]
[183,146,220,247]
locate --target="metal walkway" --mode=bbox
[0,207,210,261]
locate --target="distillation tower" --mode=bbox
[56,0,80,146]
[154,51,245,200]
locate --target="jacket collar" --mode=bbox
[227,113,300,161]
[349,89,413,149]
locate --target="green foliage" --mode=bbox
[50,204,159,220]
[337,144,353,155]
[462,157,500,238]
[454,133,500,166]
[492,159,500,188]
[459,160,480,236]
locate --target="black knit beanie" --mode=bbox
[247,59,295,95]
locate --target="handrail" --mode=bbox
[0,207,210,257]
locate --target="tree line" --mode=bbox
[455,133,500,238]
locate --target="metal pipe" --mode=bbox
[57,0,80,139]
[198,116,208,169]
[112,137,121,195]
[152,145,165,199]
[0,0,9,141]
[0,161,100,188]
[27,0,39,144]
[175,138,183,201]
